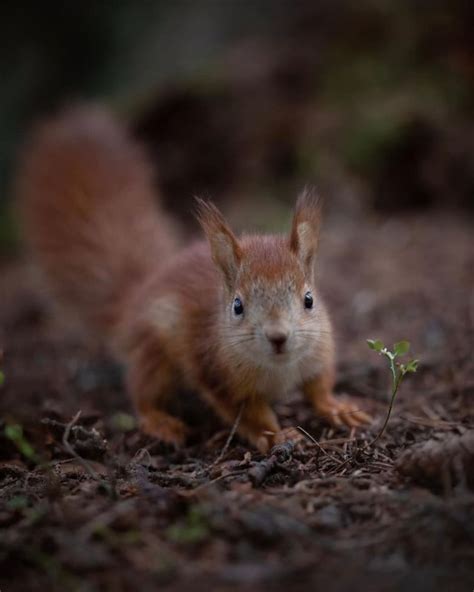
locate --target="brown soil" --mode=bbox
[0,209,473,592]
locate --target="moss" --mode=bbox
[342,115,406,175]
[167,506,210,545]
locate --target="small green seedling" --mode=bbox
[4,423,41,464]
[110,411,136,432]
[167,506,210,545]
[367,339,419,445]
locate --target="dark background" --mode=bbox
[1,0,473,250]
[1,3,473,592]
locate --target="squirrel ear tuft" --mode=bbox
[195,197,241,289]
[289,187,322,281]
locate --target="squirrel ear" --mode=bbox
[289,187,322,281]
[195,198,242,289]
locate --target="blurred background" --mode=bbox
[1,0,473,254]
[1,0,473,367]
[1,6,473,590]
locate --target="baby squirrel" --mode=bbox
[17,106,370,452]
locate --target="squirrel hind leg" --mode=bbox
[139,409,188,448]
[126,335,188,447]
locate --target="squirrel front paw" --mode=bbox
[254,427,306,453]
[253,431,277,454]
[313,394,372,428]
[274,426,307,446]
[139,411,188,447]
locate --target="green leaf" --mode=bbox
[110,412,136,432]
[5,424,23,441]
[393,341,410,356]
[167,506,210,544]
[0,370,4,387]
[18,441,37,461]
[406,359,419,373]
[7,495,29,511]
[4,424,39,462]
[367,339,384,352]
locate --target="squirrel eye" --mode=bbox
[304,291,313,309]
[233,297,244,316]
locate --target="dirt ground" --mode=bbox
[0,207,473,592]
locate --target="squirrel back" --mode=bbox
[16,106,177,339]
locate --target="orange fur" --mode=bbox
[17,105,177,337]
[17,106,370,452]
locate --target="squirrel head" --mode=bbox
[197,189,327,366]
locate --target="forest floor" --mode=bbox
[0,208,473,592]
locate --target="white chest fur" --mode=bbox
[254,354,324,401]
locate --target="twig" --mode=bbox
[182,470,247,495]
[248,441,295,486]
[211,401,245,466]
[184,401,246,487]
[296,426,344,465]
[400,414,458,428]
[295,425,319,445]
[319,437,357,445]
[62,410,101,482]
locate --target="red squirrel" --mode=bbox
[17,106,370,452]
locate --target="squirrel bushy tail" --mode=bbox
[17,106,177,339]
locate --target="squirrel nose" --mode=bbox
[265,329,288,354]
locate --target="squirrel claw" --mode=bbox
[254,427,306,453]
[254,432,277,454]
[314,396,372,429]
[274,427,306,446]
